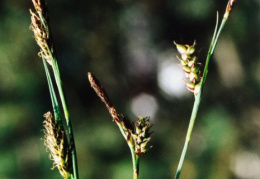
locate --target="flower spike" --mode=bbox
[174,41,202,96]
[43,112,72,179]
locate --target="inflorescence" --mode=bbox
[174,41,202,96]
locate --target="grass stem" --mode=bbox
[133,154,140,179]
[51,59,79,179]
[174,2,234,177]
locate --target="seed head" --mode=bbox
[43,112,72,179]
[174,40,202,96]
[132,116,153,155]
[30,0,53,65]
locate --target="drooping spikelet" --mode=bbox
[174,41,202,96]
[43,112,72,179]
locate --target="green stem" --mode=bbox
[42,57,61,122]
[51,60,79,179]
[114,121,139,179]
[174,94,201,179]
[174,13,228,179]
[132,152,139,179]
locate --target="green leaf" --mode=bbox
[42,57,62,122]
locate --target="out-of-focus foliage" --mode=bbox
[0,0,259,178]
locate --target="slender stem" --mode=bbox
[51,60,79,179]
[113,120,139,179]
[174,13,229,179]
[51,61,68,118]
[42,57,62,122]
[114,120,139,179]
[45,32,79,179]
[135,155,140,179]
[115,120,139,179]
[211,19,227,58]
[132,152,139,179]
[130,145,137,179]
[174,94,201,179]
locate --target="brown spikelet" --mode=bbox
[88,72,121,123]
[43,112,72,179]
[30,0,53,65]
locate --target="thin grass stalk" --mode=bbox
[42,57,62,122]
[125,129,139,179]
[43,56,75,179]
[43,58,73,179]
[133,154,140,179]
[174,1,236,178]
[43,46,78,179]
[41,21,79,179]
[128,143,139,179]
[174,15,219,178]
[50,58,79,179]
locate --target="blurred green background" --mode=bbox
[0,0,260,178]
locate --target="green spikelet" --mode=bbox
[174,40,202,96]
[132,116,153,155]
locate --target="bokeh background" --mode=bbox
[0,0,260,178]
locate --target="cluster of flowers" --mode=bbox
[132,116,152,155]
[43,112,72,179]
[174,41,202,96]
[30,0,53,65]
[120,115,152,156]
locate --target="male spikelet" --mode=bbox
[174,41,202,96]
[30,0,53,65]
[88,72,153,155]
[43,112,72,179]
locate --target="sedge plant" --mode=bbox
[29,0,79,178]
[88,72,153,179]
[173,0,237,179]
[28,0,237,178]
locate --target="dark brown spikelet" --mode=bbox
[88,72,121,123]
